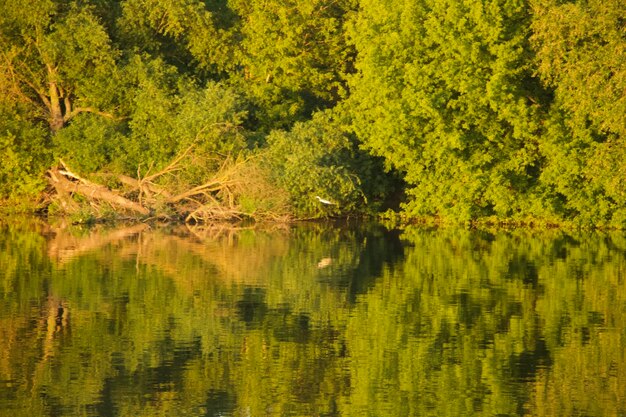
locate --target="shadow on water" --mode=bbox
[1,220,626,416]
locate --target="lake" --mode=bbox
[1,219,625,416]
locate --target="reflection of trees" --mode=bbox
[47,223,149,264]
[0,222,625,416]
[340,227,626,416]
[1,221,394,416]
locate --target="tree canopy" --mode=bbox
[0,0,624,227]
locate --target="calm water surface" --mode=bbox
[1,219,625,416]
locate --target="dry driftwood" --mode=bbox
[45,151,290,223]
[48,167,150,215]
[118,174,172,199]
[47,169,80,212]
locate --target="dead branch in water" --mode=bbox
[45,149,292,223]
[48,167,150,216]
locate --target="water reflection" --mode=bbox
[0,220,625,416]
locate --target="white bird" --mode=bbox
[315,196,336,205]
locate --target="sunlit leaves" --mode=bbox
[264,110,375,217]
[118,0,230,74]
[529,0,626,227]
[0,106,51,206]
[531,0,626,137]
[0,0,624,224]
[347,0,545,222]
[0,0,121,128]
[227,0,355,129]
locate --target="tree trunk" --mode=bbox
[48,80,65,132]
[48,168,151,215]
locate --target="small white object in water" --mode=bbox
[315,196,335,205]
[317,257,332,268]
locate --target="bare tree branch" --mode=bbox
[63,107,118,122]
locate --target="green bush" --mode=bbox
[0,110,51,210]
[52,114,126,174]
[263,110,390,218]
[121,57,249,179]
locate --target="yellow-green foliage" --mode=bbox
[0,109,51,208]
[531,0,626,138]
[263,110,389,217]
[225,0,355,129]
[347,0,546,222]
[0,0,623,225]
[531,0,626,228]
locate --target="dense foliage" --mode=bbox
[347,0,545,222]
[0,0,624,225]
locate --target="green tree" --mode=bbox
[0,105,51,208]
[226,0,356,130]
[0,0,121,132]
[116,0,233,76]
[531,0,626,227]
[264,110,391,217]
[117,0,356,130]
[117,55,248,175]
[347,0,547,222]
[52,53,249,185]
[531,0,626,138]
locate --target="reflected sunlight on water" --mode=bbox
[0,219,625,416]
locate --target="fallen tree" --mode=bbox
[48,167,150,216]
[44,150,293,223]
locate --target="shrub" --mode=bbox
[0,110,51,211]
[263,110,388,218]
